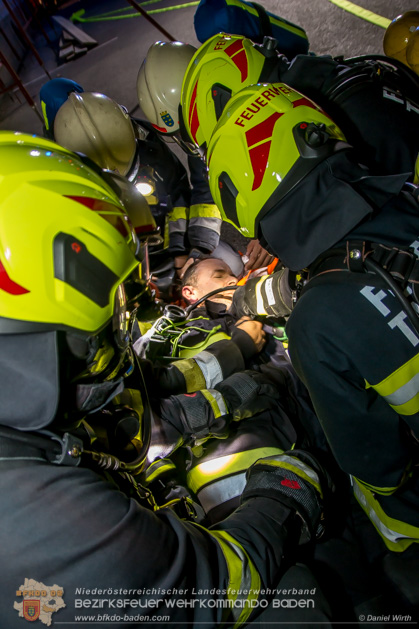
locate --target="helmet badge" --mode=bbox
[160,111,175,127]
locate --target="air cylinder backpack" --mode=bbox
[281,53,419,180]
[194,0,309,58]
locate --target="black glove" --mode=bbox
[242,449,334,544]
[232,268,293,319]
[159,388,230,449]
[159,370,281,449]
[215,370,281,421]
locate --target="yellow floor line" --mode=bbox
[327,0,391,28]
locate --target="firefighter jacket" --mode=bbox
[140,303,326,523]
[129,119,190,246]
[0,335,311,627]
[0,429,306,627]
[165,154,222,257]
[158,301,321,446]
[234,186,419,553]
[288,193,419,553]
[130,120,222,257]
[137,334,273,462]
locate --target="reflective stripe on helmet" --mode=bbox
[0,132,139,334]
[181,34,268,149]
[207,83,346,238]
[223,38,249,83]
[189,81,200,145]
[0,259,29,296]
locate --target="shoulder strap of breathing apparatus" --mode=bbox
[298,184,419,334]
[302,238,419,334]
[325,54,419,103]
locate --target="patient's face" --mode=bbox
[184,258,238,307]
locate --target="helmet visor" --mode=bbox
[112,283,129,351]
[101,170,159,244]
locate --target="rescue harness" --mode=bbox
[142,286,240,361]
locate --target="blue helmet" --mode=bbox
[40,78,84,134]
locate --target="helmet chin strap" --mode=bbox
[171,132,202,157]
[126,148,141,183]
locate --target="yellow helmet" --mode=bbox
[0,132,157,458]
[0,131,139,336]
[207,83,347,239]
[54,92,137,176]
[383,11,419,69]
[406,26,419,76]
[180,33,280,150]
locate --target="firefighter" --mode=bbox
[134,255,328,527]
[178,27,419,182]
[50,87,247,287]
[203,81,419,615]
[136,40,273,276]
[178,257,328,523]
[0,131,335,627]
[52,89,191,270]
